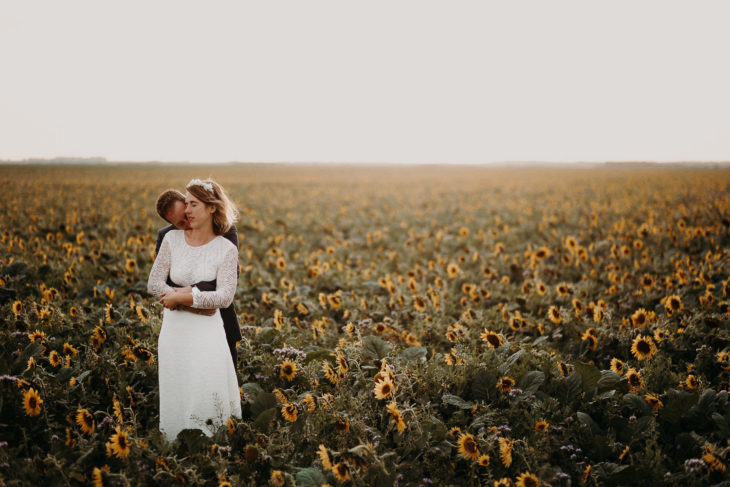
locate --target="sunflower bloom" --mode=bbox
[108,427,131,458]
[630,308,648,327]
[685,374,698,389]
[516,472,540,487]
[644,393,663,411]
[333,463,351,482]
[664,295,683,316]
[282,404,298,422]
[374,376,395,400]
[270,470,285,487]
[386,401,406,433]
[457,433,480,460]
[610,358,625,375]
[317,444,334,471]
[497,376,515,393]
[631,335,657,360]
[280,360,297,381]
[481,329,504,349]
[498,437,514,467]
[625,368,643,393]
[76,408,95,435]
[534,420,549,433]
[547,306,562,325]
[23,387,43,417]
[478,454,490,467]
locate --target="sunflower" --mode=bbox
[23,387,43,417]
[685,374,698,389]
[582,332,597,351]
[296,303,309,315]
[413,295,427,312]
[631,335,657,360]
[373,376,395,400]
[592,306,603,323]
[572,298,584,313]
[556,283,569,296]
[270,470,285,487]
[49,350,61,367]
[516,472,540,487]
[69,306,79,317]
[317,444,333,471]
[625,368,643,393]
[133,346,154,364]
[509,316,526,331]
[630,308,648,328]
[125,258,137,273]
[534,420,549,433]
[405,333,421,346]
[108,427,131,458]
[92,467,104,487]
[498,437,514,467]
[547,306,562,325]
[304,394,316,413]
[534,246,550,259]
[333,462,351,482]
[29,330,46,343]
[644,393,663,411]
[493,479,513,487]
[335,418,350,434]
[135,306,149,323]
[478,454,490,467]
[386,401,406,433]
[12,300,23,315]
[610,358,625,375]
[219,478,232,487]
[497,376,515,393]
[374,322,386,334]
[76,408,95,435]
[641,274,654,289]
[447,263,460,279]
[280,360,297,381]
[536,282,547,296]
[653,328,667,342]
[481,329,504,349]
[557,362,569,377]
[448,426,462,438]
[565,236,577,250]
[281,403,298,422]
[109,394,123,423]
[457,433,480,460]
[664,295,683,316]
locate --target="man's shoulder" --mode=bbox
[157,224,176,239]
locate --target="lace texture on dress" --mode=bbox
[148,231,238,309]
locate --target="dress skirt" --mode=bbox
[158,308,241,440]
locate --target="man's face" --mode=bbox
[165,200,191,230]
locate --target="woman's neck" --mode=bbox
[184,226,216,247]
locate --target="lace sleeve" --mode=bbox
[147,234,175,297]
[191,245,238,308]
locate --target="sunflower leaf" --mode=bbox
[399,346,427,364]
[250,393,278,418]
[518,370,545,396]
[253,408,277,432]
[295,468,327,486]
[362,336,390,360]
[658,389,697,424]
[574,361,601,391]
[498,349,524,375]
[442,394,474,410]
[471,369,496,401]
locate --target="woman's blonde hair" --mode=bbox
[185,179,238,235]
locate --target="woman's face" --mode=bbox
[184,192,214,230]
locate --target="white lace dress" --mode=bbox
[147,230,241,440]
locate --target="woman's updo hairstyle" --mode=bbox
[185,179,238,235]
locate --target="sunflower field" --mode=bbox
[1,164,729,487]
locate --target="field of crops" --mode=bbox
[1,164,729,486]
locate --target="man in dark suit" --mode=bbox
[154,189,242,368]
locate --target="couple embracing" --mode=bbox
[147,178,242,441]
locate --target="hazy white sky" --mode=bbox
[1,1,729,163]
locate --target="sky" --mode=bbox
[1,1,729,164]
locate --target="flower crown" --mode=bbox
[187,179,214,194]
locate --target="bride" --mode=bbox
[147,178,241,440]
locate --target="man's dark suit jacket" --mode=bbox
[154,224,242,351]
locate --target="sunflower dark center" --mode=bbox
[464,438,477,453]
[637,341,651,354]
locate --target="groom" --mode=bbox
[154,189,242,368]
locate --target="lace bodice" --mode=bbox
[148,230,238,309]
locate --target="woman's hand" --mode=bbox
[160,291,186,309]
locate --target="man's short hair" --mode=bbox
[156,189,185,222]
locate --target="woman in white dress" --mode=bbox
[147,178,241,440]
